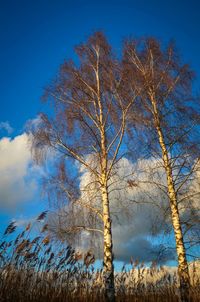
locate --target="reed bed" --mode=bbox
[0,214,199,301]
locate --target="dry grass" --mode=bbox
[0,215,199,302]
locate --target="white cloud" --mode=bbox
[25,115,43,131]
[0,133,38,210]
[0,121,13,134]
[50,156,175,263]
[46,152,200,264]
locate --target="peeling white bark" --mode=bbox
[102,184,115,301]
[150,95,190,301]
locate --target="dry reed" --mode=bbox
[0,214,199,302]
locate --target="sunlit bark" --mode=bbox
[150,94,190,301]
[30,33,138,302]
[123,38,196,301]
[98,52,115,299]
[101,181,115,301]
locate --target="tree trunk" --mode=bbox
[151,96,190,301]
[98,75,115,300]
[102,183,115,302]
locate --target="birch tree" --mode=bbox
[123,38,200,301]
[30,32,137,301]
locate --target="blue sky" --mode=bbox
[1,0,200,130]
[0,0,200,265]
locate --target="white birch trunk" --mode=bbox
[101,182,115,301]
[151,96,190,301]
[100,109,115,301]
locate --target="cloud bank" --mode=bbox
[85,157,173,263]
[0,133,38,211]
[50,156,176,264]
[51,154,200,264]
